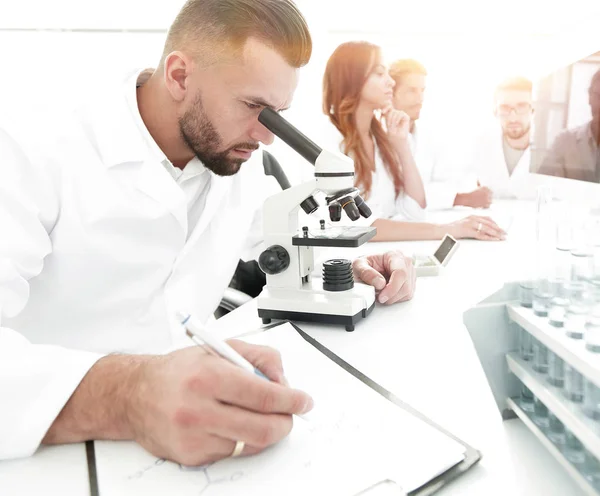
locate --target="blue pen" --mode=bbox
[177,311,269,380]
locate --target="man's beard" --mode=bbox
[503,122,530,140]
[179,93,258,176]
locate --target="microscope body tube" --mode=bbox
[257,107,369,220]
[258,107,322,165]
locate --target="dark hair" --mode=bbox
[162,0,312,68]
[388,59,427,86]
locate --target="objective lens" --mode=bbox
[354,195,372,218]
[329,202,342,222]
[339,196,360,221]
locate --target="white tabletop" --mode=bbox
[0,199,584,496]
[210,199,584,495]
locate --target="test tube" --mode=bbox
[519,327,533,361]
[590,261,600,350]
[532,339,549,374]
[519,384,535,413]
[563,428,586,466]
[585,281,600,352]
[563,242,593,337]
[533,279,552,318]
[532,186,554,317]
[548,247,572,327]
[564,364,584,403]
[564,279,590,339]
[548,296,570,328]
[583,450,600,489]
[583,378,600,420]
[585,306,600,353]
[547,412,566,446]
[547,351,565,388]
[519,280,535,308]
[572,249,594,283]
[533,396,549,429]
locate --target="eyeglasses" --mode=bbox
[497,102,532,116]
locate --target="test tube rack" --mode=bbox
[463,282,600,495]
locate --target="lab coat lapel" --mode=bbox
[511,147,531,179]
[493,135,511,184]
[83,86,189,234]
[187,172,230,244]
[131,157,188,232]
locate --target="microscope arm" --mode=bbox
[262,179,318,235]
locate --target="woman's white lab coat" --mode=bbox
[0,74,273,459]
[470,128,532,199]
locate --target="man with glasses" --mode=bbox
[538,68,600,183]
[468,77,535,198]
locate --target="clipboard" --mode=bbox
[86,320,481,496]
[283,321,482,495]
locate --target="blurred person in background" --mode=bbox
[321,41,505,242]
[538,68,600,183]
[389,59,492,210]
[468,77,535,198]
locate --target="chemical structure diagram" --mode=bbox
[127,457,244,495]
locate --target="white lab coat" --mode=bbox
[409,123,460,210]
[0,73,274,459]
[469,126,532,199]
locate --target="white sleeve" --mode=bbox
[416,137,459,210]
[393,193,427,221]
[0,129,102,460]
[423,181,459,210]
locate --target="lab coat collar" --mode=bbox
[80,69,237,240]
[78,69,190,232]
[80,69,153,169]
[126,68,171,168]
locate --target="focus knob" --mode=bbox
[258,245,290,275]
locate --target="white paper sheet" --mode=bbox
[0,444,90,496]
[95,323,465,495]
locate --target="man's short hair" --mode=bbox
[494,76,533,101]
[161,0,312,68]
[388,59,427,86]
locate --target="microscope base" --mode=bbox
[258,303,375,332]
[256,283,376,332]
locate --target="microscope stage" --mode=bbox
[292,226,376,248]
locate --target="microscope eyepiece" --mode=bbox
[339,196,360,221]
[300,195,319,215]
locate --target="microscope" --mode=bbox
[255,108,377,332]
